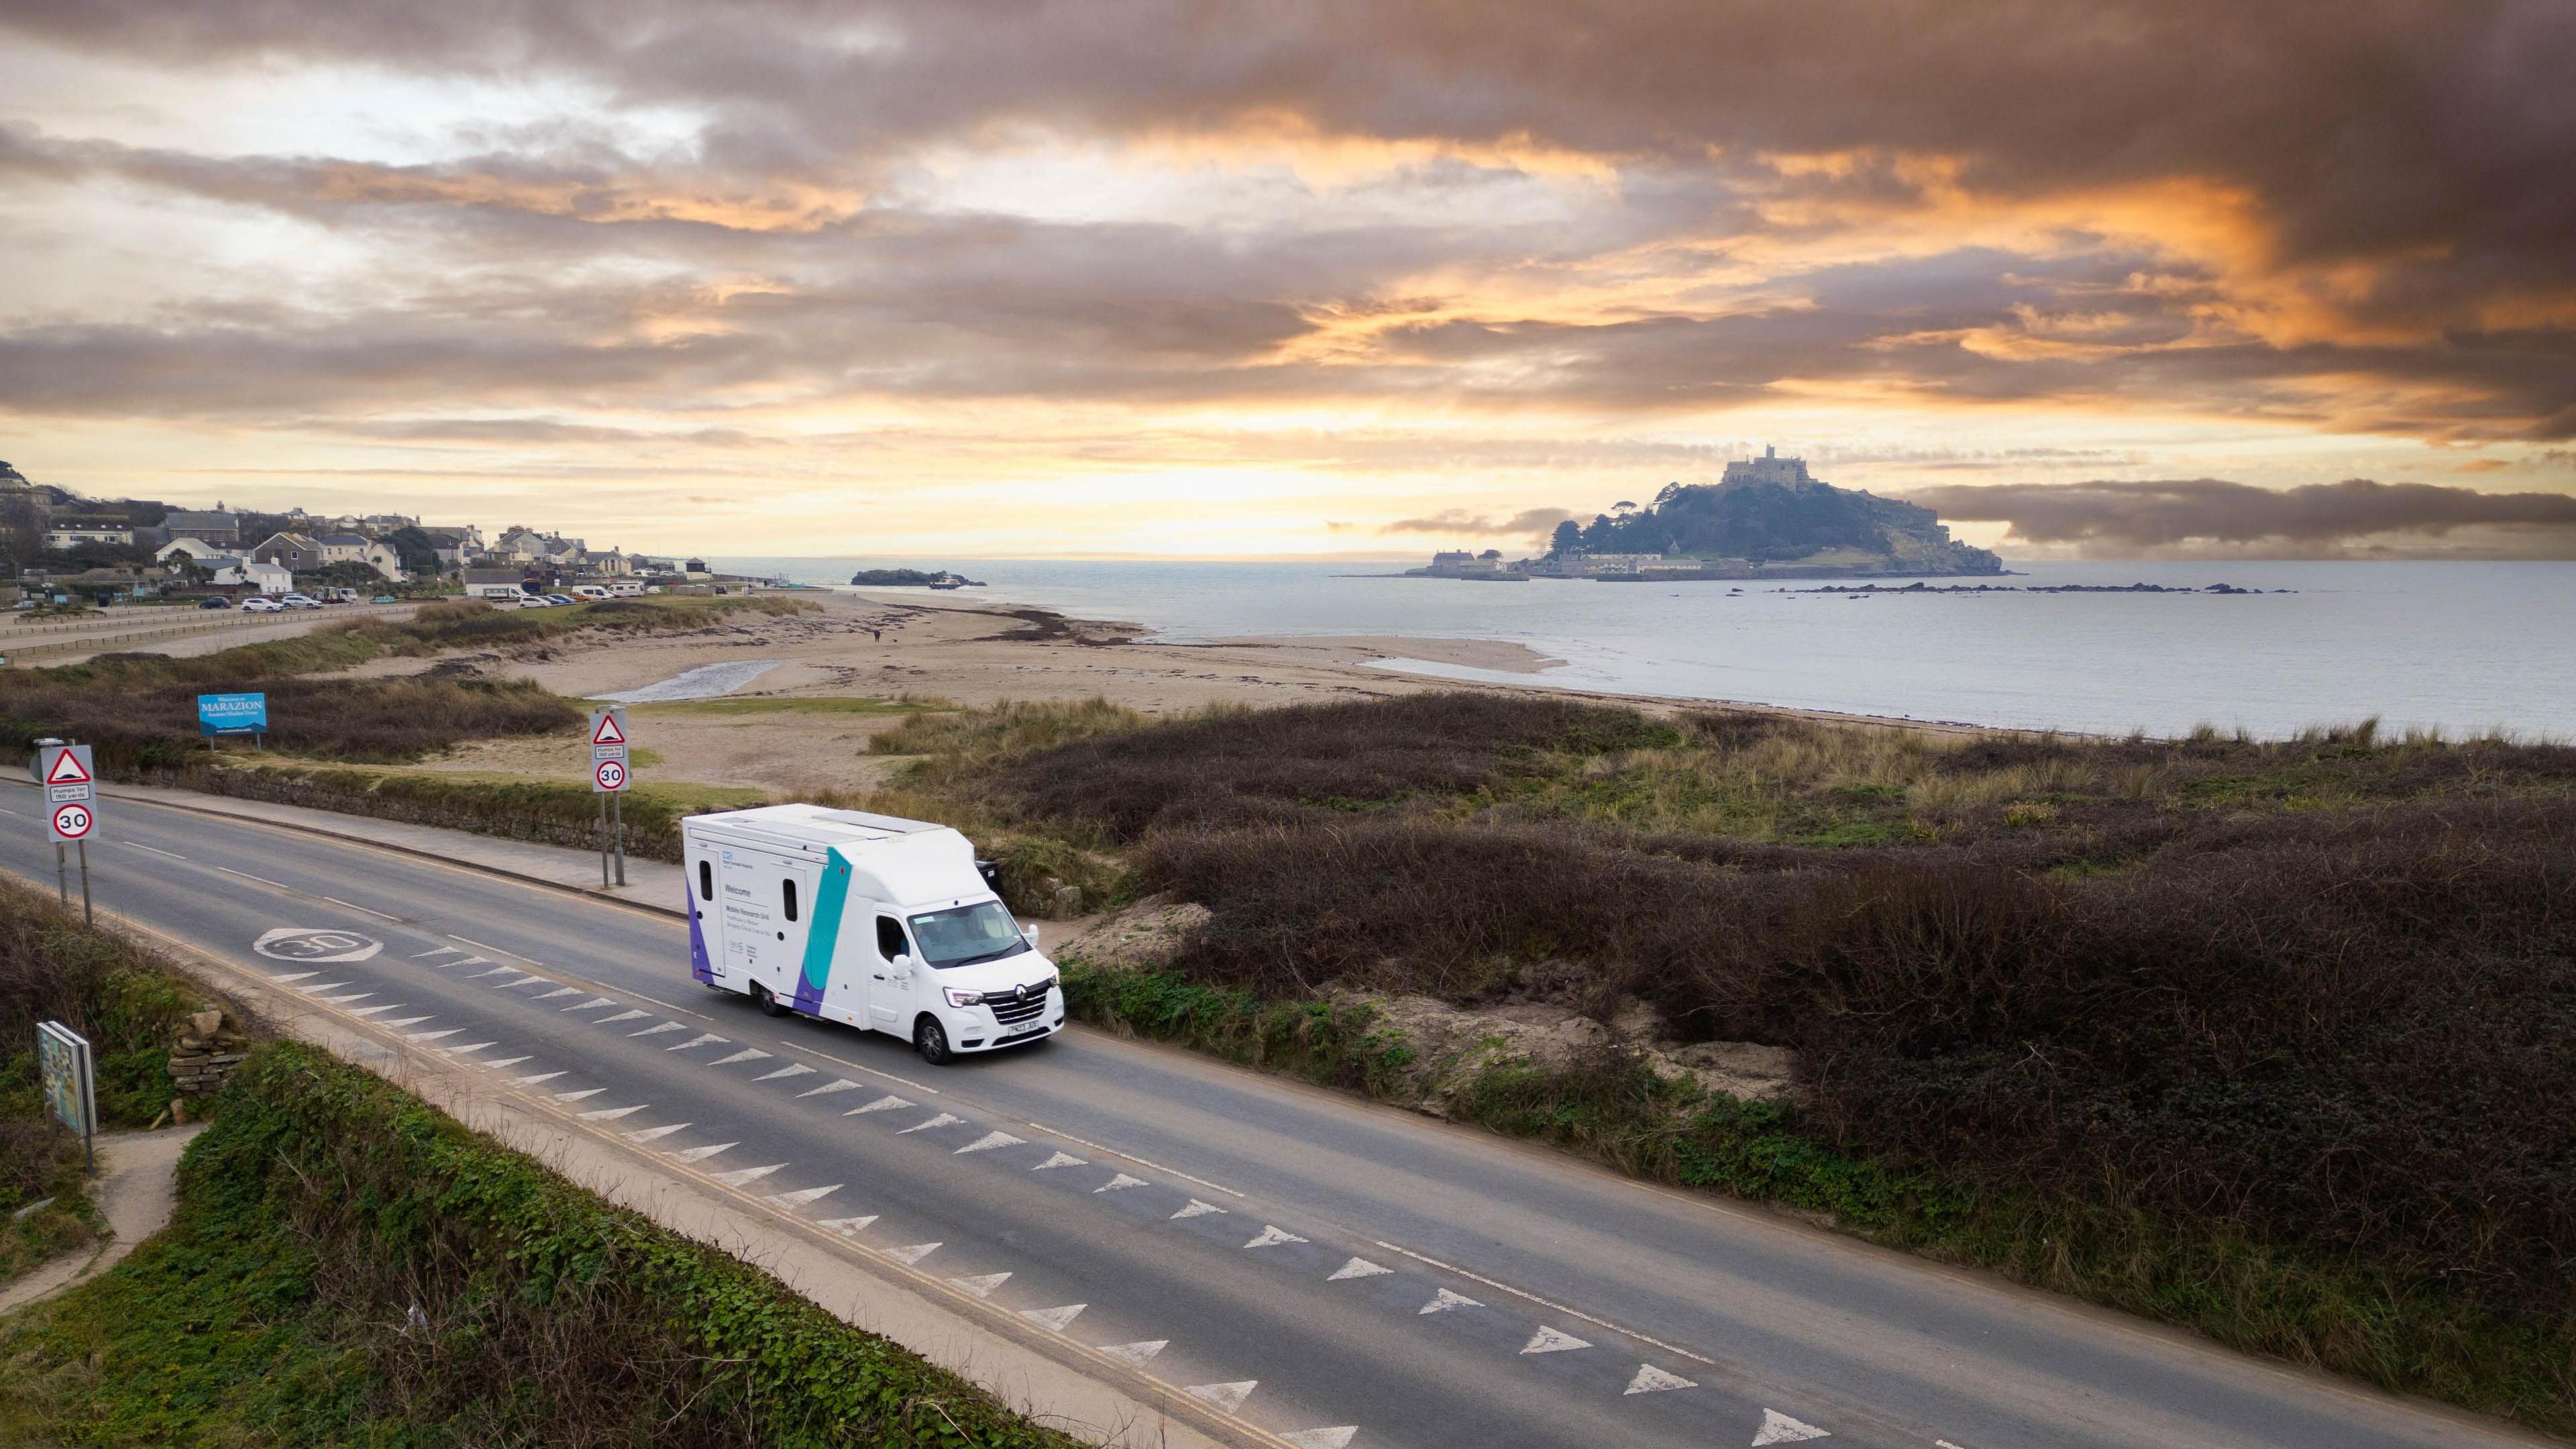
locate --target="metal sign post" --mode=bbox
[32,739,97,922]
[588,706,631,888]
[36,1021,97,1174]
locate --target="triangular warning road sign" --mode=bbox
[591,713,627,745]
[44,749,90,786]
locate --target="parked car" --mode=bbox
[280,593,322,609]
[515,594,554,608]
[240,596,285,613]
[196,595,233,610]
[371,594,400,604]
[545,593,576,606]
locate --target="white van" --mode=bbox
[570,585,612,601]
[681,804,1062,1063]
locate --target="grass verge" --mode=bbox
[0,1040,1081,1448]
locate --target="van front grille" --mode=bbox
[989,983,1051,1026]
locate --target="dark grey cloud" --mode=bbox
[1379,506,1573,542]
[1909,477,2576,555]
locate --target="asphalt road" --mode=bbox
[0,785,2546,1449]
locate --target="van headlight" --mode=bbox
[943,987,987,1008]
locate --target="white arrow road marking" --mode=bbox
[446,958,493,970]
[955,1131,1024,1155]
[1184,1381,1256,1414]
[403,1028,462,1042]
[1282,1430,1357,1449]
[1625,1365,1697,1395]
[668,1142,735,1164]
[666,1032,729,1051]
[577,1104,647,1122]
[711,1048,773,1066]
[470,967,525,981]
[1020,1303,1085,1332]
[754,1063,815,1081]
[1032,1151,1087,1170]
[513,1071,566,1085]
[1328,1258,1391,1281]
[796,1078,863,1097]
[816,1215,877,1236]
[947,1272,1012,1298]
[480,1057,531,1070]
[625,1122,691,1142]
[1244,1225,1307,1248]
[1097,1340,1165,1367]
[344,1004,402,1018]
[711,1163,786,1187]
[898,1112,964,1134]
[563,996,619,1012]
[1171,1199,1226,1219]
[533,987,584,1002]
[298,981,352,994]
[507,977,556,990]
[1095,1173,1148,1193]
[880,1242,942,1265]
[554,1087,607,1102]
[318,991,374,1005]
[267,971,321,983]
[1418,1289,1481,1315]
[443,1042,498,1057]
[1521,1327,1591,1354]
[596,1009,651,1024]
[380,1016,433,1028]
[846,1094,913,1114]
[1751,1410,1830,1444]
[628,1022,688,1038]
[766,1183,843,1208]
[412,947,463,959]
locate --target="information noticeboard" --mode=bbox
[197,692,270,736]
[36,1021,95,1146]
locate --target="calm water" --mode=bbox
[714,557,2576,739]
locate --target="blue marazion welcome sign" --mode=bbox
[197,692,268,736]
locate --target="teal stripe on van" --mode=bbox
[792,855,854,1014]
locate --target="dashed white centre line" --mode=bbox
[1022,1122,1244,1197]
[1371,1238,1715,1366]
[446,933,543,966]
[123,841,186,861]
[321,895,401,922]
[215,865,286,889]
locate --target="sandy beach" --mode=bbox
[317,589,1973,799]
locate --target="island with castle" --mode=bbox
[1410,447,2004,581]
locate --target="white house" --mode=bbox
[213,559,293,594]
[45,524,133,549]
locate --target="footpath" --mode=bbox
[0,1124,207,1318]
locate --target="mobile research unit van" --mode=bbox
[682,804,1063,1063]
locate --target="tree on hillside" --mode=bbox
[383,525,441,576]
[1548,519,1582,557]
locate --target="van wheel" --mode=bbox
[914,1017,955,1065]
[752,982,788,1018]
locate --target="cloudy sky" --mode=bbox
[1,1,2570,558]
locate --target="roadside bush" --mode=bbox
[0,673,580,769]
[0,1042,1079,1448]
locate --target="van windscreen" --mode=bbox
[907,902,1028,968]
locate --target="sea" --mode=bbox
[709,557,2576,740]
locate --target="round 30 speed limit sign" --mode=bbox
[594,757,628,792]
[50,802,94,840]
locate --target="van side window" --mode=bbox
[697,861,713,902]
[876,916,908,959]
[782,878,800,922]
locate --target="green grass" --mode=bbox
[0,1042,1079,1448]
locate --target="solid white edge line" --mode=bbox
[1022,1121,1244,1197]
[1370,1238,1715,1366]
